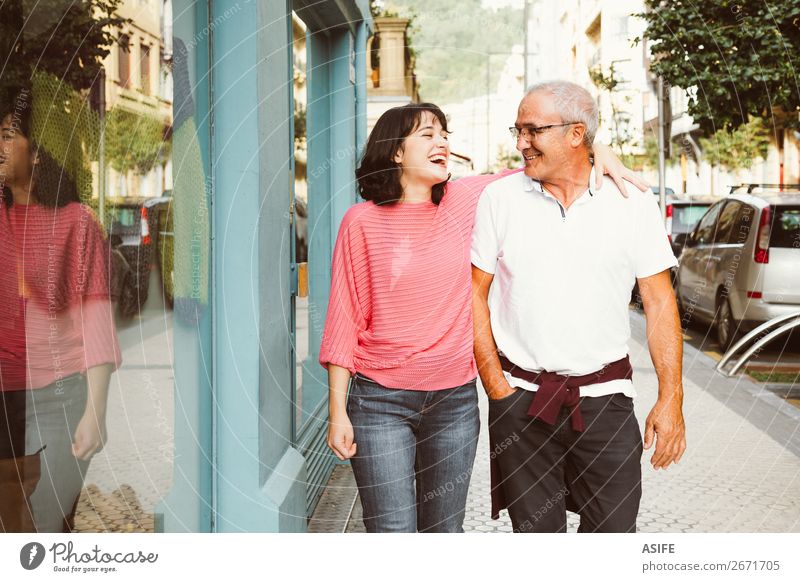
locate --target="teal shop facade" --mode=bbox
[162,0,372,532]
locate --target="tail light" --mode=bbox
[141,206,151,245]
[665,203,673,244]
[754,206,770,264]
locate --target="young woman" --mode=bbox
[0,91,121,532]
[319,102,642,532]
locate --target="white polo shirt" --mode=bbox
[471,168,678,397]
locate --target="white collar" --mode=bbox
[522,165,599,199]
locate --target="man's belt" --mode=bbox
[497,354,634,432]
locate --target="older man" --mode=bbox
[471,80,686,533]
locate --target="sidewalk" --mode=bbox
[73,297,175,533]
[310,309,800,533]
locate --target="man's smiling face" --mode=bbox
[514,91,573,182]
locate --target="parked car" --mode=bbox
[106,195,171,318]
[153,193,174,308]
[650,185,677,201]
[728,183,800,195]
[674,190,800,349]
[630,194,712,308]
[109,233,138,319]
[666,198,715,258]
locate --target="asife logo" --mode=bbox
[20,542,46,570]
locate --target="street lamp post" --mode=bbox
[657,75,667,221]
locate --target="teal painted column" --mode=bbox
[212,0,305,532]
[156,0,213,533]
[354,20,370,177]
[329,29,358,231]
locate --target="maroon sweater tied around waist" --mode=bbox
[489,354,634,520]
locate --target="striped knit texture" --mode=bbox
[319,170,518,390]
[0,200,122,390]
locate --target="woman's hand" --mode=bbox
[327,410,357,461]
[326,363,356,460]
[72,412,107,461]
[592,143,650,197]
[74,363,113,461]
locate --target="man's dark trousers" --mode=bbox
[488,388,643,533]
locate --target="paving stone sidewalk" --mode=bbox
[310,310,800,533]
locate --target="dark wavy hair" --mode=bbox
[355,102,450,205]
[1,88,80,209]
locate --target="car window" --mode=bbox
[108,207,139,226]
[672,204,711,234]
[729,204,754,245]
[770,206,800,248]
[694,202,723,245]
[715,201,741,243]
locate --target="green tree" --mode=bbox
[105,108,170,175]
[382,0,522,104]
[0,0,128,97]
[589,63,636,156]
[642,135,676,171]
[492,144,522,171]
[636,0,800,134]
[698,117,771,171]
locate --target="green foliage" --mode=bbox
[641,135,677,170]
[589,63,636,156]
[588,64,620,92]
[636,0,800,133]
[492,144,522,171]
[29,71,100,201]
[0,0,128,97]
[105,108,170,175]
[698,117,771,171]
[383,0,522,104]
[294,105,307,145]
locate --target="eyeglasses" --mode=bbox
[508,122,580,141]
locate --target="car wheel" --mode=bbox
[716,296,737,351]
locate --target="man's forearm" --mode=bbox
[472,270,512,397]
[639,271,687,467]
[641,278,684,401]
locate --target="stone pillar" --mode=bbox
[374,17,409,96]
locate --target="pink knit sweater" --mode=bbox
[319,170,518,390]
[0,200,122,390]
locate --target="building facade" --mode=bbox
[99,0,173,201]
[525,0,800,196]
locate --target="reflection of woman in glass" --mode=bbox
[0,91,122,532]
[321,103,644,532]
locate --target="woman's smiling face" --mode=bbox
[0,114,35,187]
[393,110,450,190]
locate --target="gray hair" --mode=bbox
[524,80,598,148]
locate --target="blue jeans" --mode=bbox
[346,374,480,532]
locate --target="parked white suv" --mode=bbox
[674,187,800,350]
